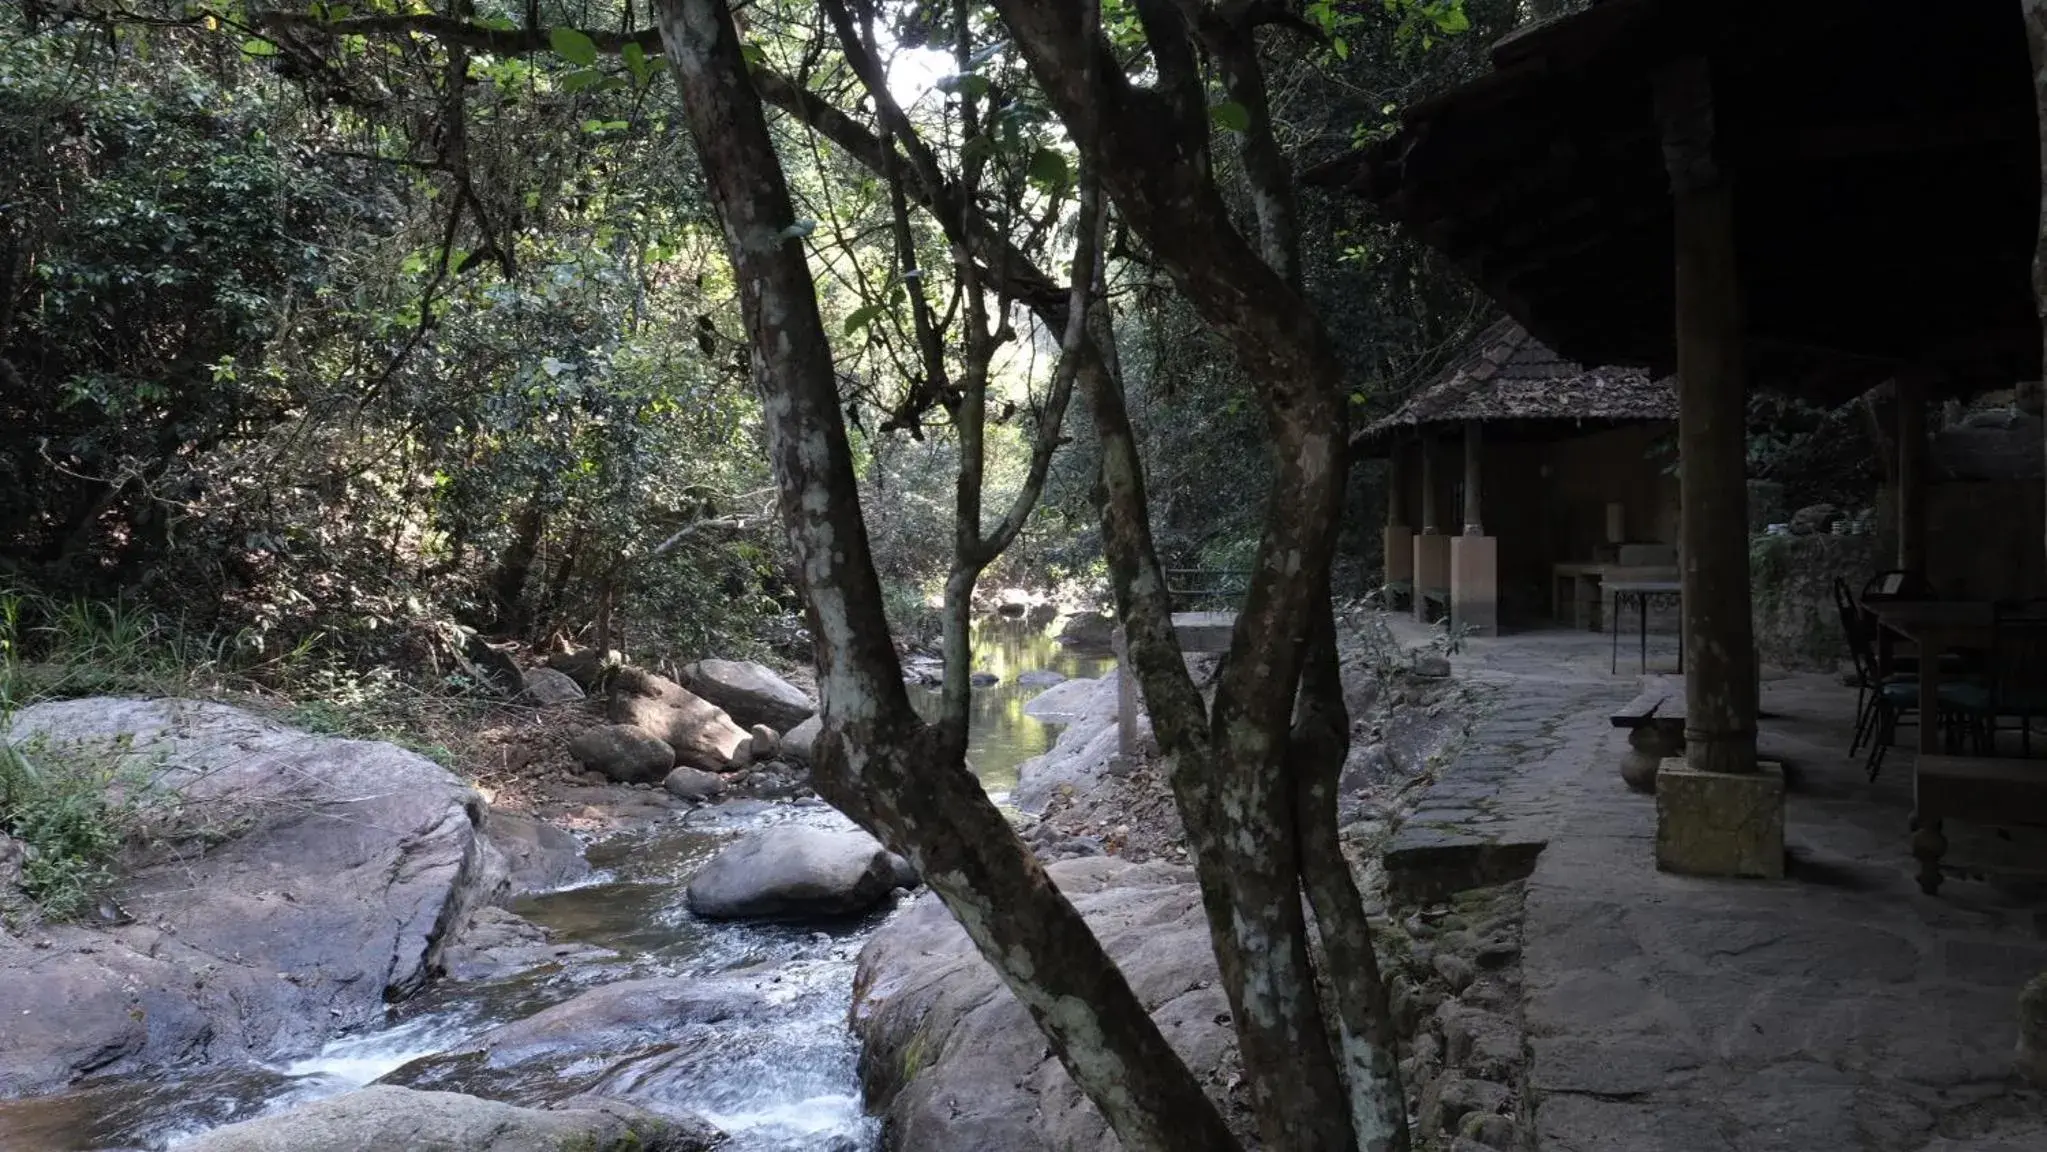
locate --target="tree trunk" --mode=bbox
[992,4,1400,1146]
[2027,0,2047,599]
[651,3,1238,1148]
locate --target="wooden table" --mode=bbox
[1912,753,2047,894]
[1864,600,1995,755]
[1551,563,1680,630]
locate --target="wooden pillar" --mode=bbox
[1896,372,1928,575]
[1462,421,1484,535]
[1656,57,1757,776]
[1420,437,1440,534]
[1386,445,1406,528]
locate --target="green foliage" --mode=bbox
[0,737,142,921]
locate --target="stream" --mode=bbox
[0,617,1110,1151]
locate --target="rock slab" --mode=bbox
[852,857,1241,1151]
[518,667,586,706]
[0,699,503,1098]
[609,668,750,772]
[180,1085,720,1152]
[685,826,913,920]
[681,659,816,732]
[568,724,676,784]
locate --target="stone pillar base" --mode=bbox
[1654,759,1785,879]
[1450,534,1498,637]
[1414,533,1451,623]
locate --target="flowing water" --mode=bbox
[0,616,1108,1151]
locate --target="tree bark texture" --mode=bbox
[650,3,1237,1148]
[994,4,1394,1148]
[1655,56,1758,776]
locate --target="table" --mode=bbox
[1864,600,1995,755]
[1607,580,1683,674]
[1551,563,1681,630]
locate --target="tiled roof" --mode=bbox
[1357,318,1676,444]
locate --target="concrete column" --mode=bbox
[1461,421,1484,535]
[1420,437,1440,534]
[1383,445,1414,596]
[1414,436,1451,621]
[1896,372,1928,575]
[1655,56,1758,779]
[1451,421,1497,635]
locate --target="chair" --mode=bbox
[1940,608,2047,757]
[1837,579,1918,773]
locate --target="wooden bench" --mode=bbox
[1911,754,2047,895]
[1612,676,1685,791]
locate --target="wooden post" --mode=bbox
[1896,372,1928,575]
[1655,57,1757,776]
[1462,421,1484,535]
[1420,436,1440,535]
[1387,445,1405,528]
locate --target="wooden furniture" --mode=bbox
[1912,753,2047,895]
[1612,675,1685,790]
[1608,580,1683,674]
[1551,563,1681,630]
[1864,601,1996,755]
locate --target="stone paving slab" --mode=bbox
[1500,666,2047,1151]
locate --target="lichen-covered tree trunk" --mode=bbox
[650,2,1237,1148]
[993,3,1401,1147]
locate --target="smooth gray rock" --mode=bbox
[1055,611,1117,651]
[609,668,750,772]
[852,857,1240,1150]
[685,827,908,920]
[486,810,589,898]
[0,699,503,1098]
[567,724,676,784]
[663,766,727,802]
[465,977,759,1066]
[781,715,821,763]
[439,906,610,983]
[1016,670,1067,687]
[180,1086,720,1152]
[517,666,586,706]
[747,723,780,760]
[1013,675,1147,814]
[680,659,816,732]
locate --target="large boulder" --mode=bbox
[680,659,817,732]
[518,667,586,707]
[180,1086,720,1152]
[568,724,676,784]
[1013,674,1148,814]
[381,977,763,1103]
[484,811,590,898]
[685,826,914,920]
[609,668,750,772]
[852,857,1239,1151]
[780,715,822,764]
[0,699,504,1098]
[1055,612,1117,652]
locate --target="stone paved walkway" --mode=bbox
[1387,624,2047,1151]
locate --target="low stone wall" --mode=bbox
[1748,532,1878,672]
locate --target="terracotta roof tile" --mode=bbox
[1357,318,1675,443]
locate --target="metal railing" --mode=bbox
[1164,568,1253,612]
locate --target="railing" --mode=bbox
[1165,568,1254,612]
